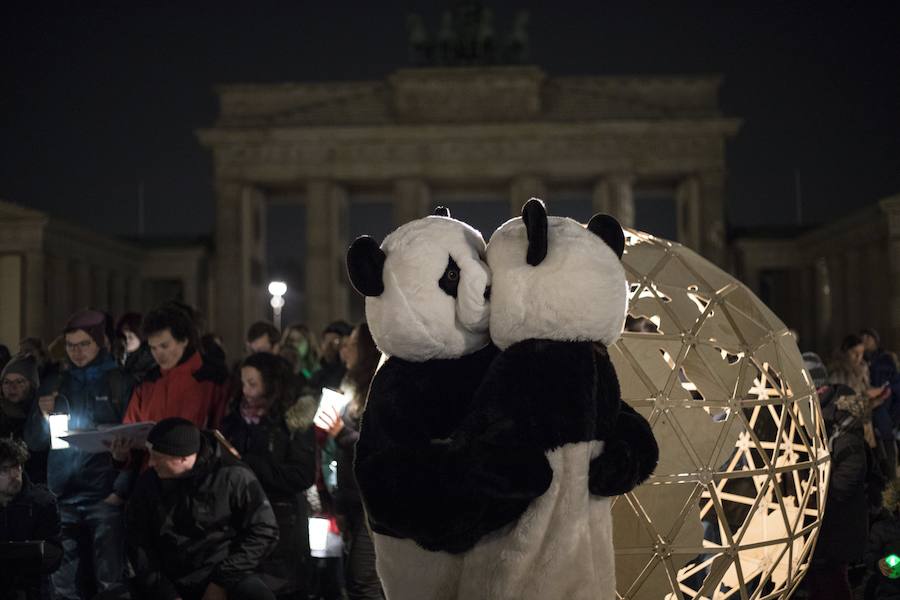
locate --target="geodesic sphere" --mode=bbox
[611,229,830,600]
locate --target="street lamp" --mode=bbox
[268,281,287,330]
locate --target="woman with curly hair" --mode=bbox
[220,352,317,599]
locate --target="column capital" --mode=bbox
[592,176,635,228]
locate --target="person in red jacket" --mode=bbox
[123,304,228,429]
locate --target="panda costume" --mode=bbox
[346,207,498,600]
[440,199,659,600]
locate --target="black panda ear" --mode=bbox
[433,206,451,217]
[587,213,625,259]
[346,236,386,297]
[522,198,548,266]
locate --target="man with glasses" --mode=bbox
[0,437,62,600]
[23,309,134,600]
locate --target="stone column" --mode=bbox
[93,267,110,314]
[676,176,702,251]
[393,179,431,227]
[110,271,126,322]
[127,276,143,314]
[46,255,70,336]
[697,170,728,268]
[510,176,547,217]
[214,181,249,359]
[306,180,349,335]
[73,260,92,310]
[592,175,635,228]
[240,186,267,335]
[881,198,900,350]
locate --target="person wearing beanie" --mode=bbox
[0,354,47,484]
[860,328,900,484]
[127,417,279,600]
[123,304,229,431]
[22,309,135,600]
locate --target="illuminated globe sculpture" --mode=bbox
[610,229,830,599]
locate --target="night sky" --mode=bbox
[3,1,899,239]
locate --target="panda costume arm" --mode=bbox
[588,345,659,496]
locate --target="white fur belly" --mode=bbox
[456,440,615,600]
[374,532,463,600]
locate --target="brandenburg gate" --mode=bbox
[198,66,739,355]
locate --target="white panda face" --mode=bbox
[486,202,628,350]
[348,215,491,361]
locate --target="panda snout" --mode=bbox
[484,285,491,300]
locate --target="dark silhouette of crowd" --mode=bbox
[801,329,900,600]
[0,302,381,600]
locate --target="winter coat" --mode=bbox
[812,385,869,565]
[22,351,135,504]
[0,389,46,484]
[866,509,900,599]
[126,433,280,599]
[123,350,228,429]
[334,403,362,515]
[220,409,317,594]
[0,475,63,600]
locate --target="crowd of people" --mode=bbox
[0,302,384,600]
[6,303,900,600]
[802,329,900,599]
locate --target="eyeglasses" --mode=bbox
[0,463,23,477]
[1,378,28,388]
[65,340,94,351]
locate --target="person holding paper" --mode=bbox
[315,323,383,600]
[221,352,317,598]
[22,309,134,600]
[0,437,62,600]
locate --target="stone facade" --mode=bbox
[198,66,740,357]
[734,194,900,355]
[0,200,211,349]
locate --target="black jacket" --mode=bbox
[220,412,316,503]
[866,509,900,599]
[126,434,280,599]
[0,475,62,600]
[812,386,869,565]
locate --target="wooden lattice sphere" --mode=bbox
[611,230,830,600]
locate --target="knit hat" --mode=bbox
[802,352,828,388]
[0,354,39,391]
[146,417,201,457]
[65,309,108,347]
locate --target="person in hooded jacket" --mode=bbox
[0,437,62,600]
[803,353,869,600]
[127,417,280,600]
[22,309,134,600]
[221,352,317,599]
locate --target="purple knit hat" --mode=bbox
[65,309,108,347]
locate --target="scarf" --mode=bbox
[240,396,269,425]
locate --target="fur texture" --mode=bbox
[486,211,628,350]
[364,216,491,361]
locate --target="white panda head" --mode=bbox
[346,207,491,362]
[487,198,628,351]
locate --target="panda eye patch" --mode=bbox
[438,257,461,298]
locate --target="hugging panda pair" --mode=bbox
[346,199,659,600]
